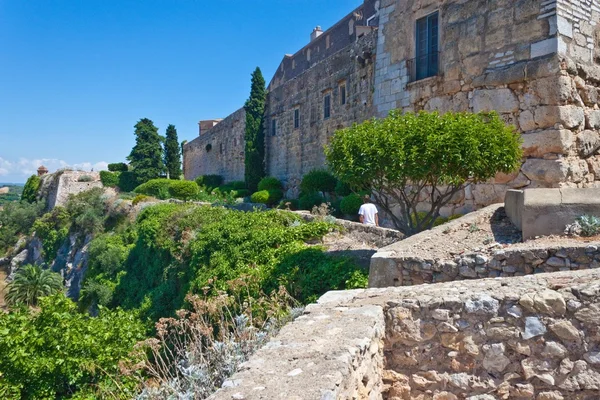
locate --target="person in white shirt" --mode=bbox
[358,195,379,226]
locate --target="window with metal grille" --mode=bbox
[294,109,300,129]
[323,94,331,119]
[414,11,439,81]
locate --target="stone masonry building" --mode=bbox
[184,0,600,214]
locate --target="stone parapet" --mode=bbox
[210,269,600,399]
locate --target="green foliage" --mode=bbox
[298,192,325,210]
[326,110,523,234]
[335,180,352,197]
[0,201,44,256]
[244,67,266,191]
[32,207,70,261]
[232,189,250,198]
[195,175,223,191]
[340,193,363,215]
[65,188,106,235]
[576,215,600,237]
[22,175,41,204]
[127,118,165,185]
[257,176,283,191]
[168,180,200,201]
[278,199,299,211]
[0,185,24,206]
[100,170,119,187]
[5,264,63,307]
[250,190,269,204]
[118,171,138,192]
[108,162,129,172]
[267,189,284,205]
[0,293,145,399]
[164,124,182,179]
[132,194,152,205]
[229,181,247,190]
[300,169,337,195]
[77,175,93,182]
[134,178,172,199]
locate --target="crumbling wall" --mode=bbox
[40,170,102,210]
[182,108,246,183]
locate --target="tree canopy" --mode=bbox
[164,124,182,179]
[22,175,41,204]
[244,67,266,192]
[127,118,164,185]
[325,111,522,234]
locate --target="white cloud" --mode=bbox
[0,157,109,180]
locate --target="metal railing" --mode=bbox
[407,52,440,83]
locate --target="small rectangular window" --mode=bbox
[323,94,331,119]
[340,84,346,105]
[294,109,300,129]
[272,119,277,136]
[413,11,439,81]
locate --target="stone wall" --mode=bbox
[265,29,378,197]
[40,170,103,210]
[182,107,246,182]
[210,269,600,400]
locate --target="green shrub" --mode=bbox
[132,194,152,205]
[278,199,299,211]
[134,179,173,199]
[21,175,41,204]
[576,215,600,236]
[257,176,283,191]
[300,169,337,195]
[267,189,284,205]
[340,193,363,215]
[65,188,106,235]
[77,175,94,182]
[100,170,119,187]
[195,175,223,191]
[118,171,137,192]
[298,192,324,210]
[250,190,270,204]
[32,207,70,261]
[335,180,352,197]
[108,162,128,172]
[326,110,522,234]
[230,181,247,190]
[232,189,250,198]
[168,180,200,201]
[0,201,44,255]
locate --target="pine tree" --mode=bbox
[127,118,164,185]
[244,67,266,192]
[164,124,182,179]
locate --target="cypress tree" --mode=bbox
[244,67,266,192]
[164,124,182,179]
[127,118,164,185]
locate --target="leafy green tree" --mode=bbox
[244,67,266,192]
[326,111,523,234]
[164,124,182,179]
[0,293,145,398]
[21,175,41,204]
[0,201,44,256]
[5,264,63,307]
[127,118,165,185]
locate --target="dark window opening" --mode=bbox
[411,11,439,82]
[294,109,300,129]
[324,94,331,119]
[340,84,346,105]
[272,119,277,136]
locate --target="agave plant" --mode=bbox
[5,264,63,307]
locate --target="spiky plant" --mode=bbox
[5,264,63,307]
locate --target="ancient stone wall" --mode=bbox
[210,269,600,400]
[265,29,378,196]
[182,108,246,183]
[40,170,102,210]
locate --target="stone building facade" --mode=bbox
[184,0,600,212]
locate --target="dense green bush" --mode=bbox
[326,110,522,234]
[340,193,363,215]
[32,207,70,261]
[257,176,283,191]
[118,171,138,192]
[267,189,284,205]
[195,175,224,191]
[250,190,270,204]
[100,170,119,187]
[0,201,44,255]
[229,181,247,190]
[134,178,172,199]
[0,294,145,399]
[298,192,324,210]
[300,169,337,195]
[233,189,250,198]
[21,175,41,204]
[335,180,352,197]
[132,194,152,205]
[108,162,128,172]
[65,188,106,235]
[168,180,200,201]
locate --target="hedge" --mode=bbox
[257,177,282,191]
[134,179,172,199]
[100,171,119,187]
[300,170,337,195]
[107,163,128,172]
[168,180,200,201]
[195,175,223,191]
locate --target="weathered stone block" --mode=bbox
[472,89,519,113]
[522,129,573,158]
[577,130,600,158]
[534,105,585,129]
[521,159,568,184]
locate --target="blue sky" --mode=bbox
[0,1,361,183]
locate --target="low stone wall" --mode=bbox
[210,269,600,399]
[505,188,600,240]
[40,170,103,209]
